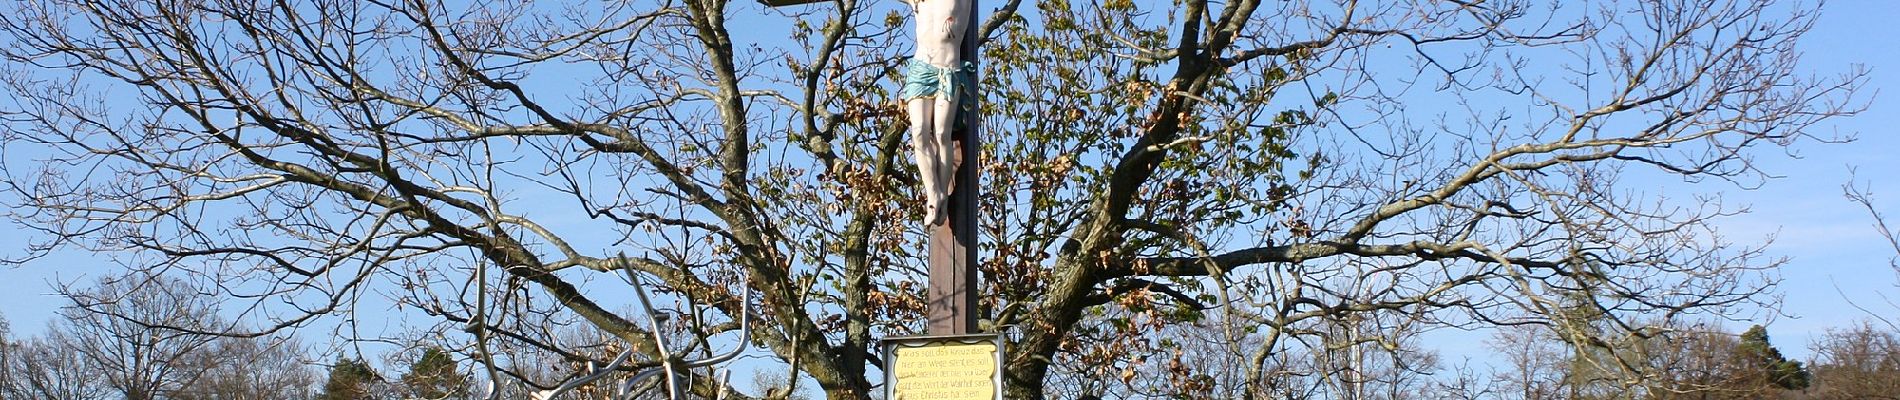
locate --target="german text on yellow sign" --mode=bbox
[891,341,998,400]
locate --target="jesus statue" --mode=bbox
[904,0,973,226]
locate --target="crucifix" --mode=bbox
[762,0,982,335]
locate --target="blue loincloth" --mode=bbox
[901,58,976,109]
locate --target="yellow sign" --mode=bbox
[889,339,999,400]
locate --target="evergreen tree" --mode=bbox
[1737,325,1810,390]
[401,347,468,399]
[317,357,381,400]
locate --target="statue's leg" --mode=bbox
[908,98,944,225]
[931,89,958,221]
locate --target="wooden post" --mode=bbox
[927,0,981,336]
[758,0,982,336]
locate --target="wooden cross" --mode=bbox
[761,0,982,335]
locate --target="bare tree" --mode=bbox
[1490,324,1571,400]
[2,279,320,400]
[1488,320,1812,400]
[1,330,114,400]
[1802,321,1900,400]
[1845,182,1900,329]
[0,0,1862,399]
[171,335,321,400]
[1641,324,1808,399]
[978,0,1859,395]
[53,274,228,400]
[0,313,10,397]
[1824,168,1900,399]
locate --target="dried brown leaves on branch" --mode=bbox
[0,0,1864,398]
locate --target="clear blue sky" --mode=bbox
[1425,1,1900,362]
[1694,0,1900,357]
[0,0,1895,384]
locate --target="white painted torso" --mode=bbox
[911,0,971,67]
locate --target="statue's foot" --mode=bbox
[925,199,945,226]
